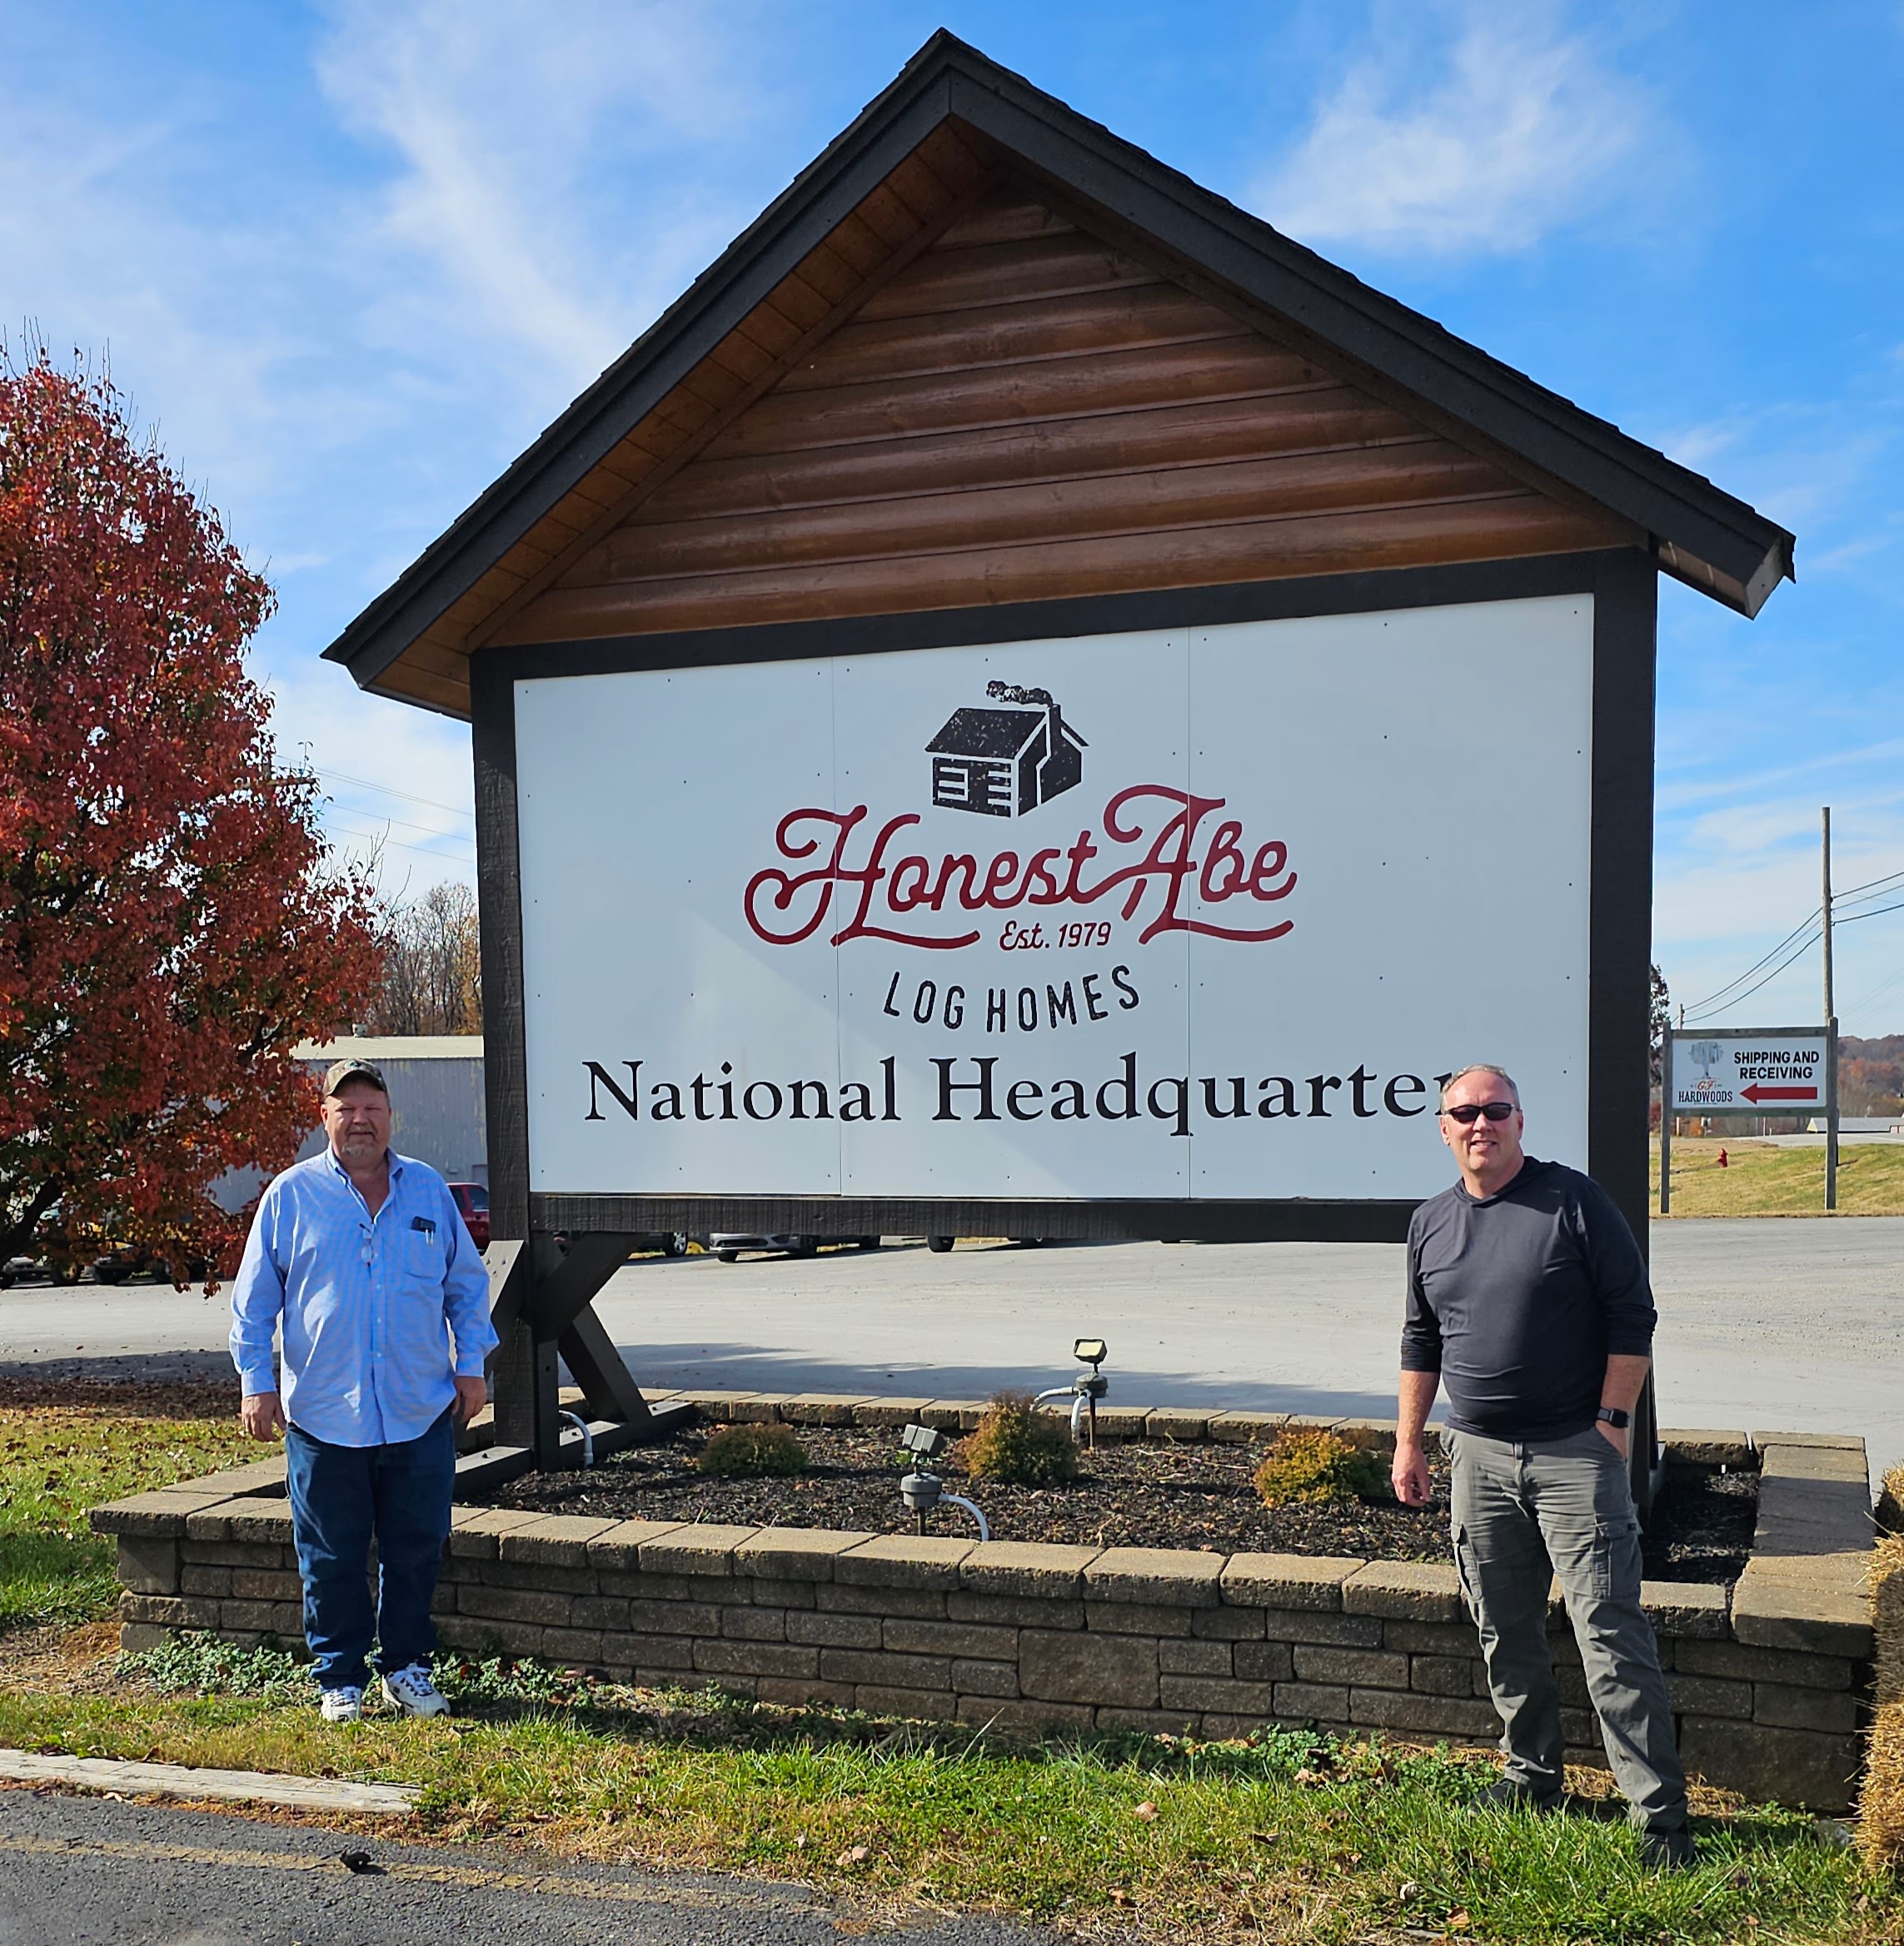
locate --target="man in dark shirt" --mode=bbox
[1393,1064,1692,1869]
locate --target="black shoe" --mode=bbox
[1637,1825,1697,1872]
[1473,1775,1561,1815]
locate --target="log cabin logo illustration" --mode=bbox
[925,682,1087,819]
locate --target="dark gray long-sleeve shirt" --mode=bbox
[1401,1157,1656,1441]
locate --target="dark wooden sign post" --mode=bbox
[321,35,1793,1499]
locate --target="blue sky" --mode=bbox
[5,1,1902,1033]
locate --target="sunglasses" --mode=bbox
[1443,1101,1517,1123]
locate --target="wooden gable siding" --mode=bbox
[491,193,1627,649]
[371,123,998,713]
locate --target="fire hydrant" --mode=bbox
[1717,1147,1728,1169]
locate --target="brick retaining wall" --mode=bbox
[92,1406,1876,1814]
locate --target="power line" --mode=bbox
[321,804,476,846]
[307,766,475,824]
[1681,909,1821,1015]
[1684,927,1822,1024]
[1837,897,1904,928]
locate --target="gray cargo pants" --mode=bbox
[1448,1425,1688,1829]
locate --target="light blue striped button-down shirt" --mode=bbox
[230,1147,497,1448]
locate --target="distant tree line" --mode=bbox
[361,882,481,1037]
[1839,1036,1904,1117]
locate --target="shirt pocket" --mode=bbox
[404,1222,444,1287]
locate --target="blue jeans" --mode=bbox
[285,1407,456,1692]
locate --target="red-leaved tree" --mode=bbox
[0,351,384,1280]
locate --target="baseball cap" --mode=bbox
[323,1057,389,1098]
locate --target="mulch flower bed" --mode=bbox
[486,1425,1757,1583]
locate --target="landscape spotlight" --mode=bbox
[900,1421,949,1461]
[1074,1337,1107,1368]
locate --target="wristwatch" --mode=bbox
[1597,1406,1631,1430]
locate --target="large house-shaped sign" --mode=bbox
[321,34,1792,1461]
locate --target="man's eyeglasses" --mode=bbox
[1442,1101,1517,1123]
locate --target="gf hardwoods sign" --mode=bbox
[514,596,1592,1202]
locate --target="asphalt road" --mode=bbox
[2,1218,1899,1479]
[0,1788,1049,1946]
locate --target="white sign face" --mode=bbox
[1669,1031,1829,1115]
[514,595,1594,1201]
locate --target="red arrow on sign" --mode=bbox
[1740,1083,1819,1104]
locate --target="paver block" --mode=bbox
[1331,1418,1398,1456]
[1293,1645,1408,1688]
[956,1695,1094,1734]
[1640,1580,1731,1639]
[836,1535,974,1590]
[734,1528,873,1582]
[640,1525,762,1577]
[1084,1547,1224,1607]
[779,1394,876,1426]
[1674,1640,1855,1690]
[1207,1411,1288,1444]
[1754,1682,1862,1734]
[1159,1674,1276,1714]
[222,1505,294,1545]
[1145,1409,1214,1441]
[1731,1565,1873,1658]
[447,1507,544,1560]
[917,1400,989,1431]
[1020,1629,1158,1708]
[960,1541,1101,1600]
[1221,1554,1362,1611]
[1680,1716,1862,1814]
[498,1515,620,1566]
[849,1397,934,1428]
[1659,1430,1754,1471]
[1342,1561,1463,1621]
[1348,1688,1501,1739]
[92,1491,237,1539]
[885,1618,1018,1660]
[586,1520,685,1570]
[1665,1674,1754,1720]
[115,1537,180,1596]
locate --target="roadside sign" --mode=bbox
[1667,1028,1830,1115]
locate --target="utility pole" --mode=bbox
[1823,807,1838,1212]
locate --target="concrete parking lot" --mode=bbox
[2,1219,1899,1481]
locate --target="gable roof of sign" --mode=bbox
[927,705,1088,761]
[322,32,1794,717]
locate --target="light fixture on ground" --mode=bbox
[897,1421,989,1540]
[1035,1337,1109,1447]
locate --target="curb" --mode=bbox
[0,1749,418,1816]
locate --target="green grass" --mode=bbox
[2,1390,1901,1940]
[1651,1136,1904,1217]
[0,1638,1891,1942]
[0,1391,250,1633]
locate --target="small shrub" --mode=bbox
[960,1391,1080,1487]
[695,1421,808,1478]
[1253,1428,1388,1508]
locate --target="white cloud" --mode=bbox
[1256,2,1655,256]
[314,0,768,386]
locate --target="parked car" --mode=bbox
[711,1234,881,1264]
[91,1243,214,1285]
[446,1182,490,1252]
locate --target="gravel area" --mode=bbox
[486,1426,1757,1582]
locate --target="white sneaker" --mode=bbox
[320,1685,364,1724]
[380,1665,450,1719]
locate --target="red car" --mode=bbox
[446,1182,490,1252]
